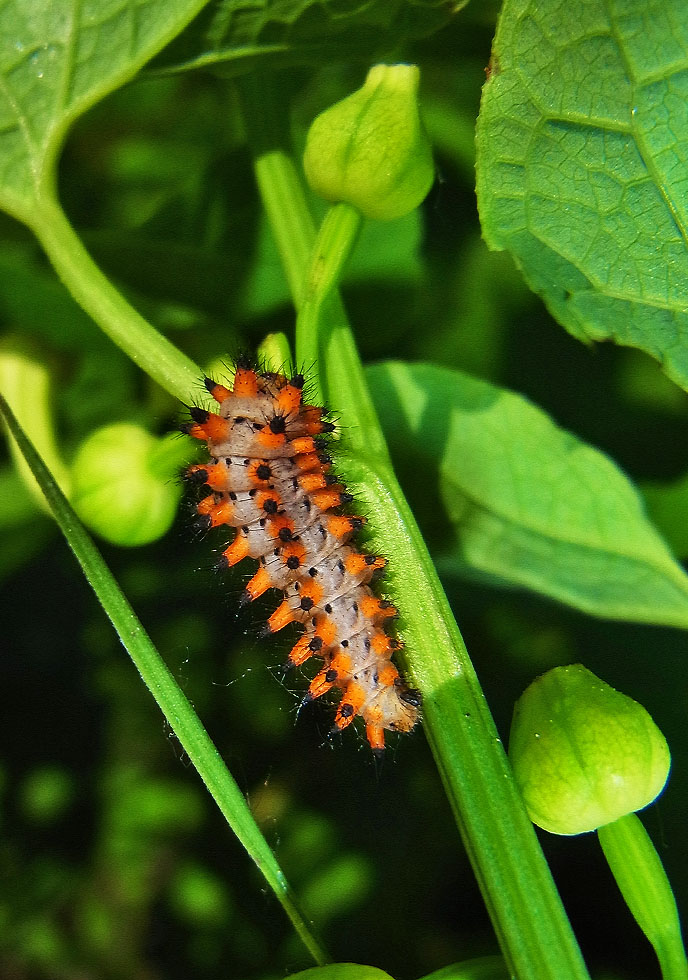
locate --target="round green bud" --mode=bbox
[303,64,434,221]
[509,664,671,835]
[71,424,189,546]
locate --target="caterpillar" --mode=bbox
[182,359,421,755]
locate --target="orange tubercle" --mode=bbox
[326,514,363,540]
[297,580,324,609]
[255,489,282,513]
[233,367,259,397]
[365,723,385,753]
[208,499,234,527]
[334,682,366,730]
[310,487,347,512]
[245,565,274,601]
[205,413,232,442]
[359,596,397,620]
[268,600,297,633]
[376,663,399,687]
[266,514,295,541]
[370,632,396,657]
[222,534,250,567]
[205,378,232,403]
[276,384,303,415]
[196,495,216,516]
[290,436,316,455]
[345,553,386,577]
[187,422,208,440]
[294,452,325,474]
[280,540,306,568]
[298,472,328,494]
[203,462,231,491]
[288,634,316,667]
[308,665,339,700]
[257,426,287,451]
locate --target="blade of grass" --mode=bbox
[238,74,591,980]
[0,391,328,968]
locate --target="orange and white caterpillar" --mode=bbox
[182,359,420,754]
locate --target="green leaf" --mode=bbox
[0,0,210,403]
[475,0,688,392]
[287,966,394,980]
[367,361,688,629]
[0,0,211,224]
[642,471,688,562]
[418,957,509,980]
[150,0,460,78]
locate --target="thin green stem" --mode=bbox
[296,202,362,403]
[29,196,201,404]
[239,78,591,980]
[598,814,687,980]
[252,146,318,309]
[0,392,329,968]
[243,122,395,463]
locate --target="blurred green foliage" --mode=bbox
[1,2,687,980]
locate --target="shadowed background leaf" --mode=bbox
[368,361,688,629]
[149,0,463,77]
[0,0,211,224]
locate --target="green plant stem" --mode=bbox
[239,78,591,980]
[598,814,687,980]
[251,144,317,303]
[258,331,295,373]
[249,141,392,464]
[0,392,329,968]
[29,196,201,404]
[296,202,363,404]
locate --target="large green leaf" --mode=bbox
[368,361,688,629]
[150,0,460,77]
[0,0,208,403]
[476,0,688,392]
[0,0,210,224]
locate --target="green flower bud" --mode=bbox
[509,664,670,835]
[303,64,434,221]
[71,424,190,546]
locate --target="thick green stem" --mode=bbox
[252,147,318,309]
[29,196,201,404]
[598,814,687,980]
[239,76,591,980]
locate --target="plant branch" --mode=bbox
[237,73,592,980]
